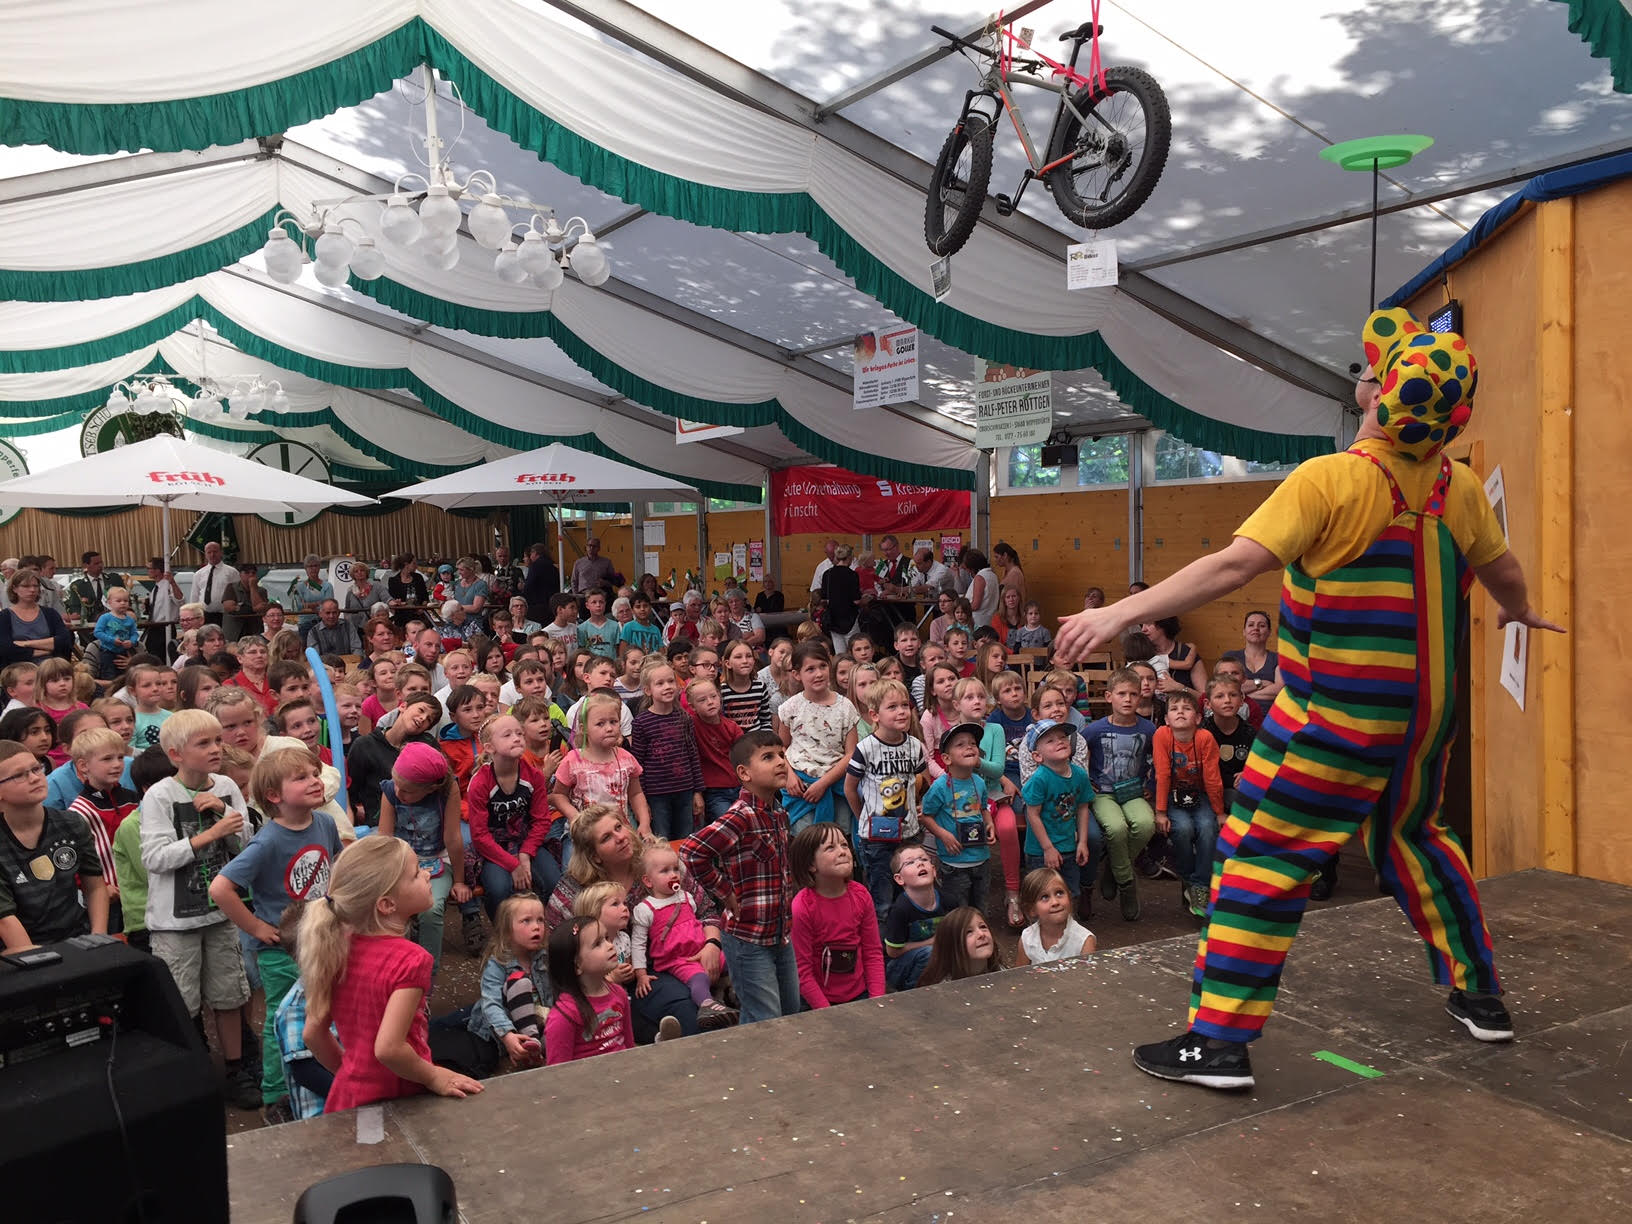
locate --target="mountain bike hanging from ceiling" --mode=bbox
[924,9,1171,257]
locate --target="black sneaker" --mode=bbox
[260,1097,296,1126]
[1119,877,1141,921]
[1445,990,1514,1042]
[1132,1032,1255,1090]
[462,910,486,958]
[223,1063,263,1111]
[1310,859,1338,901]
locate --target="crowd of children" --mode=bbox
[0,570,1266,1128]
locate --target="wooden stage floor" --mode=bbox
[229,870,1631,1222]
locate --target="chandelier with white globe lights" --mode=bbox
[104,370,290,423]
[258,67,611,292]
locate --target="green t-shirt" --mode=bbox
[110,813,148,935]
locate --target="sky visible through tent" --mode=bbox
[1,0,1628,484]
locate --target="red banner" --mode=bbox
[770,465,971,536]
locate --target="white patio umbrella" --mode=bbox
[0,433,376,563]
[386,442,699,586]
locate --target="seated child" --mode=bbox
[467,892,550,1070]
[789,823,885,1009]
[544,915,638,1063]
[1014,867,1096,966]
[1152,693,1226,920]
[917,907,1003,985]
[377,742,471,976]
[0,740,107,952]
[1005,601,1054,652]
[629,840,736,1026]
[66,727,139,934]
[1202,677,1257,809]
[1083,669,1157,921]
[882,845,950,991]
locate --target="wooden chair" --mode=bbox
[1007,647,1048,687]
[1073,652,1117,715]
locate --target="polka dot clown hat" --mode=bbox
[1362,308,1478,461]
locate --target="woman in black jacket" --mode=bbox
[0,568,75,665]
[819,546,861,654]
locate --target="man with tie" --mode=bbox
[189,540,228,626]
[66,550,128,623]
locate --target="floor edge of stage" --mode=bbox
[228,869,1632,1223]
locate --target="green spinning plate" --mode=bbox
[1319,134,1434,172]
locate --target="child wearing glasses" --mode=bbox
[0,740,108,951]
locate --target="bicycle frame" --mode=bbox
[953,22,1108,213]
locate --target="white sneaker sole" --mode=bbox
[1133,1056,1255,1091]
[1446,1006,1514,1042]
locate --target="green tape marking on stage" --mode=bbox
[1313,1050,1385,1079]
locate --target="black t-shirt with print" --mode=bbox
[1202,712,1259,791]
[0,806,100,944]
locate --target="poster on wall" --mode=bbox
[941,534,963,563]
[643,519,666,547]
[731,542,748,580]
[643,551,662,578]
[973,360,1052,449]
[676,418,744,444]
[853,326,919,410]
[712,552,733,584]
[748,539,765,581]
[770,464,971,536]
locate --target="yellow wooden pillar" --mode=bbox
[1535,198,1575,873]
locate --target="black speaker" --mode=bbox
[0,938,225,1223]
[294,1165,458,1224]
[1041,443,1078,468]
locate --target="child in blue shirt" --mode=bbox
[92,587,140,680]
[1019,720,1096,904]
[920,723,993,913]
[1082,667,1158,921]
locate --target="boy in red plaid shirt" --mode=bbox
[678,730,799,1024]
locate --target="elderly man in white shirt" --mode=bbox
[188,540,229,624]
[908,546,955,595]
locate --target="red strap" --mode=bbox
[1089,0,1107,95]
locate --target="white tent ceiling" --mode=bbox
[0,0,1626,488]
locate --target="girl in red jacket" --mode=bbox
[465,713,556,914]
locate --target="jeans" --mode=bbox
[703,786,740,823]
[648,791,696,840]
[548,816,573,872]
[1024,853,1084,898]
[414,868,454,977]
[238,927,262,992]
[885,945,931,991]
[857,839,899,923]
[1091,795,1156,887]
[721,934,800,1024]
[478,851,562,919]
[1167,799,1219,889]
[630,971,701,1044]
[937,859,990,913]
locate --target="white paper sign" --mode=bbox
[930,256,952,301]
[1483,464,1508,542]
[1499,621,1528,711]
[643,519,666,547]
[643,551,662,577]
[732,543,748,576]
[974,361,1053,449]
[853,326,920,410]
[1066,238,1119,290]
[676,418,744,445]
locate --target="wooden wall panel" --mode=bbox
[1567,180,1632,886]
[1138,483,1286,666]
[1410,205,1543,877]
[0,503,495,570]
[990,490,1125,625]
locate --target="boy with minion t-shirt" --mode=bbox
[1054,308,1563,1090]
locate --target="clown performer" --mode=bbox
[1054,308,1563,1090]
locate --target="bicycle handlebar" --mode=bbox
[931,24,995,59]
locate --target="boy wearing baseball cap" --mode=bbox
[1019,719,1096,906]
[920,723,995,911]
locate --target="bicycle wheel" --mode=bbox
[1046,66,1171,231]
[924,112,994,258]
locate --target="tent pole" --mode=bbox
[556,502,566,594]
[1369,158,1379,310]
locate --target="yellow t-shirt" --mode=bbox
[1236,438,1507,579]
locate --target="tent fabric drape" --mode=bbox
[0,1,1338,465]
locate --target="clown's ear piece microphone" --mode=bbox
[1348,361,1364,376]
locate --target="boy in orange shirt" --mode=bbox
[1152,693,1224,919]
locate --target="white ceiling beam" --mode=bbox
[537,0,1353,402]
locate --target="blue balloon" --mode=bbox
[304,647,349,813]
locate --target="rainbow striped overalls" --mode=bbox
[1189,448,1499,1042]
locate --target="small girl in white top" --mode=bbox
[1015,867,1097,966]
[629,841,736,1025]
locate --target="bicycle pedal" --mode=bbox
[992,193,1016,216]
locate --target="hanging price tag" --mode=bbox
[1066,238,1119,290]
[930,256,953,301]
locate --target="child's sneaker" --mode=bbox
[1184,883,1209,918]
[1119,876,1141,921]
[1445,989,1514,1042]
[1132,1032,1254,1090]
[697,997,738,1030]
[654,1015,683,1043]
[462,910,486,957]
[223,1062,262,1111]
[260,1097,295,1126]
